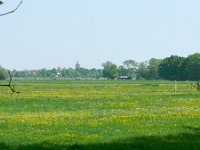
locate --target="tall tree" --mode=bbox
[102,61,118,79]
[185,53,200,90]
[159,55,186,80]
[123,60,138,78]
[185,53,200,80]
[118,65,128,77]
[136,61,148,80]
[147,58,162,80]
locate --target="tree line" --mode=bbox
[13,68,103,79]
[102,53,200,81]
[0,53,200,81]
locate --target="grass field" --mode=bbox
[0,79,200,150]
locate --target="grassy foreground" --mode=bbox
[0,79,200,150]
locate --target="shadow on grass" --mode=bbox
[1,126,200,150]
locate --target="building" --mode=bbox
[75,61,80,69]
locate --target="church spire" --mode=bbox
[75,61,80,69]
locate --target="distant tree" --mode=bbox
[14,70,24,77]
[136,61,148,80]
[0,67,8,80]
[102,61,118,79]
[184,53,200,80]
[51,68,57,78]
[79,68,90,78]
[88,68,102,79]
[184,53,200,90]
[147,58,162,80]
[159,55,186,80]
[96,69,103,79]
[123,60,138,78]
[118,65,128,77]
[0,1,3,5]
[39,68,48,77]
[61,68,69,77]
[66,68,76,78]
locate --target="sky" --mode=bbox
[0,0,200,70]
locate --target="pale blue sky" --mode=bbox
[1,0,200,70]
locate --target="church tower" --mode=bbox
[75,61,80,69]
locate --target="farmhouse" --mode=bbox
[119,76,132,80]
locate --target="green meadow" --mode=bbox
[0,79,200,150]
